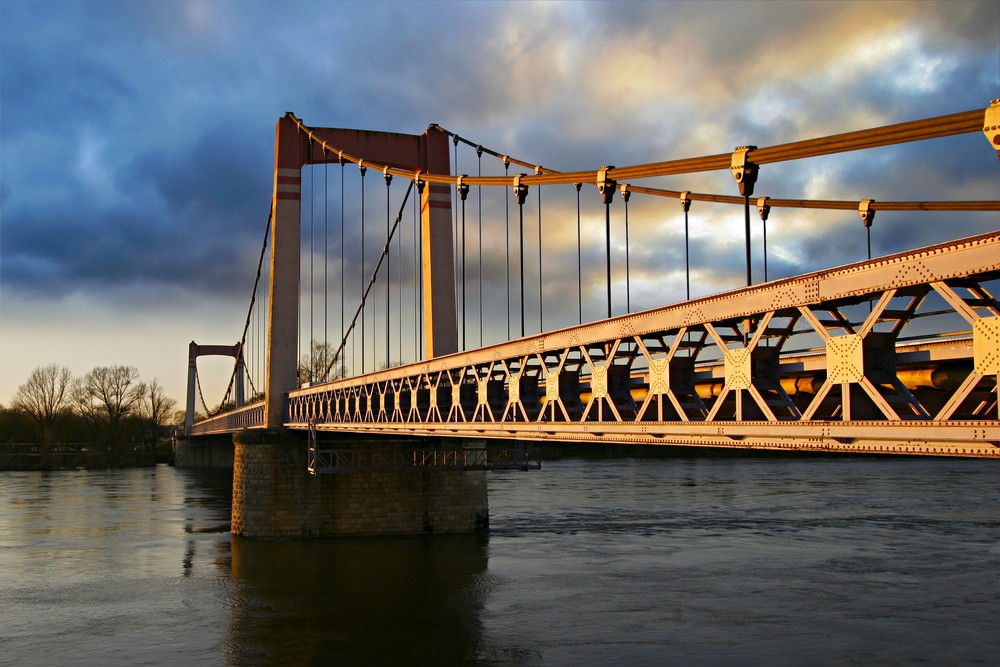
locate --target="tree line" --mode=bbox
[1,343,352,464]
[0,364,182,464]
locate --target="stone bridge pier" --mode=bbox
[230,431,489,539]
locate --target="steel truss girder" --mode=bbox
[298,419,999,458]
[191,401,265,435]
[307,444,540,474]
[266,232,1000,456]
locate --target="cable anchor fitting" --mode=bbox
[383,166,392,187]
[984,98,1000,160]
[512,174,529,205]
[730,146,759,197]
[679,191,691,212]
[413,171,425,194]
[859,199,876,228]
[597,166,616,204]
[757,196,770,221]
[500,154,511,170]
[457,174,469,201]
[358,160,367,176]
[619,183,631,202]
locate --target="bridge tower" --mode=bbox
[231,116,484,539]
[265,114,457,428]
[184,341,245,435]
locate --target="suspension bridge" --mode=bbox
[182,101,1000,537]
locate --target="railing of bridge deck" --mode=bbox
[287,232,1000,457]
[191,401,266,435]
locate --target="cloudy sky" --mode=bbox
[1,0,998,409]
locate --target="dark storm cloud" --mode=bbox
[1,1,290,300]
[1,108,274,299]
[1,0,997,310]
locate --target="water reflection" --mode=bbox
[227,534,491,665]
[3,456,998,665]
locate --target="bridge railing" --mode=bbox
[286,231,1000,457]
[191,400,265,435]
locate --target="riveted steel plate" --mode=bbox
[724,348,753,390]
[973,316,1000,375]
[827,334,865,383]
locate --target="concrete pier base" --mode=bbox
[175,435,235,469]
[231,431,489,539]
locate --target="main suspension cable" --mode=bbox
[286,110,995,212]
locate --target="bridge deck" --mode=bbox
[193,231,1000,457]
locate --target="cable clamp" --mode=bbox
[476,145,484,158]
[619,183,631,202]
[597,166,616,204]
[984,98,1000,160]
[757,196,770,221]
[859,199,876,228]
[413,170,425,194]
[534,165,543,175]
[338,150,345,165]
[457,174,469,201]
[358,160,367,176]
[730,146,758,196]
[383,165,392,186]
[512,174,529,205]
[574,183,582,192]
[500,154,510,169]
[679,191,691,212]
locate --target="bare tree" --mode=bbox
[72,365,146,445]
[140,378,177,450]
[297,340,343,386]
[170,407,202,428]
[12,364,72,451]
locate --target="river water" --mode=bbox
[1,452,998,665]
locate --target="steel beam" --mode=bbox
[279,231,1000,457]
